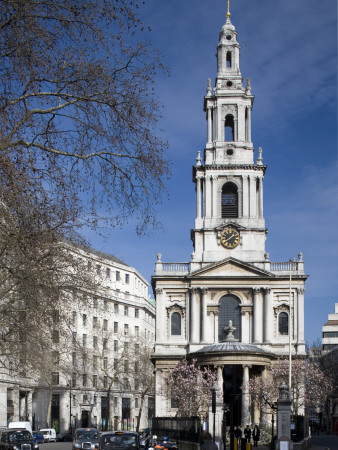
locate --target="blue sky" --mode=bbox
[87,0,337,346]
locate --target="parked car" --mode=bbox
[57,432,73,442]
[40,429,57,443]
[8,422,32,434]
[0,429,39,450]
[33,431,45,444]
[73,428,99,450]
[99,431,140,450]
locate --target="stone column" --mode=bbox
[253,288,261,344]
[190,288,200,343]
[234,117,238,141]
[196,175,202,219]
[247,107,252,142]
[201,288,208,343]
[205,175,212,218]
[258,177,263,218]
[264,288,273,344]
[241,365,250,426]
[249,175,256,218]
[242,175,249,218]
[155,288,165,342]
[207,107,212,143]
[241,308,251,343]
[297,288,305,342]
[212,175,218,218]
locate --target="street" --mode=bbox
[41,443,72,450]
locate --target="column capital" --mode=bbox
[191,287,200,295]
[264,287,272,294]
[297,287,305,294]
[155,288,163,295]
[201,287,208,295]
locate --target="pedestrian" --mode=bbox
[244,425,251,443]
[200,431,218,450]
[252,425,260,447]
[234,427,242,445]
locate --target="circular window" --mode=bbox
[226,149,233,156]
[226,81,233,87]
[226,35,232,40]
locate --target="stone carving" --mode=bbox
[224,319,236,341]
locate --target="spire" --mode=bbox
[226,0,231,20]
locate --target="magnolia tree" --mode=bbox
[247,359,332,416]
[165,358,217,417]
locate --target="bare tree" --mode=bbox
[0,0,169,234]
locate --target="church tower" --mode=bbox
[192,9,266,265]
[152,3,307,430]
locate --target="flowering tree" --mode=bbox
[165,358,217,417]
[247,359,332,416]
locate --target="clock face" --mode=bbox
[220,227,240,249]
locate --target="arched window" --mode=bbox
[224,114,234,141]
[218,295,241,342]
[171,312,181,335]
[279,312,289,335]
[226,51,232,68]
[221,182,238,218]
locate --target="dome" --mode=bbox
[194,342,269,354]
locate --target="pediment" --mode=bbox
[189,257,274,278]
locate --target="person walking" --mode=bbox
[234,427,242,446]
[200,431,218,450]
[244,425,251,444]
[252,425,260,447]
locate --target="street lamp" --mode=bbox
[210,382,219,442]
[67,382,72,434]
[288,259,294,401]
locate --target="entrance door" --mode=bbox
[81,410,89,428]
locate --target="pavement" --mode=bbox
[231,433,338,450]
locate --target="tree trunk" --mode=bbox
[46,384,53,427]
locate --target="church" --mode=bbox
[151,4,307,434]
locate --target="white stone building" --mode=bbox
[151,8,307,435]
[322,303,338,352]
[0,245,155,433]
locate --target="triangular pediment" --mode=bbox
[189,257,274,278]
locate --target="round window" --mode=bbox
[226,35,232,40]
[226,149,234,156]
[227,81,233,87]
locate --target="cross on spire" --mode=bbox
[226,0,231,19]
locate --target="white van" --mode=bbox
[8,422,32,434]
[39,428,56,442]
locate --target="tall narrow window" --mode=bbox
[218,294,241,342]
[224,114,234,141]
[221,183,238,218]
[171,312,181,336]
[226,51,232,68]
[279,312,289,335]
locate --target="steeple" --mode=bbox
[192,10,267,265]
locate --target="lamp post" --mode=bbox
[288,259,293,401]
[210,382,219,442]
[67,382,72,434]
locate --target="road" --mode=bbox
[41,442,72,450]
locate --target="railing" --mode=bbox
[270,261,298,272]
[161,263,190,272]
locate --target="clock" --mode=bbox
[220,227,240,249]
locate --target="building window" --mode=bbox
[171,312,181,335]
[103,357,108,369]
[125,274,129,284]
[106,267,111,278]
[103,376,108,388]
[103,338,108,350]
[103,319,108,331]
[114,322,118,333]
[83,334,87,346]
[93,375,97,388]
[72,352,76,366]
[114,397,118,408]
[72,373,76,388]
[93,297,98,308]
[134,326,139,337]
[218,294,241,341]
[114,378,118,389]
[116,271,120,281]
[52,330,59,343]
[221,182,238,218]
[93,316,98,328]
[103,299,108,309]
[114,359,118,370]
[93,336,98,349]
[134,361,139,373]
[96,265,101,275]
[51,372,59,385]
[224,114,234,141]
[72,331,77,343]
[114,303,118,314]
[226,51,232,68]
[124,324,129,336]
[114,340,118,351]
[88,261,92,271]
[135,379,139,390]
[135,344,139,354]
[124,306,128,316]
[135,398,139,409]
[93,356,98,371]
[83,374,87,387]
[72,311,77,324]
[279,312,289,335]
[135,308,139,318]
[83,314,87,326]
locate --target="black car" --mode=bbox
[100,432,140,450]
[0,429,39,450]
[57,432,73,442]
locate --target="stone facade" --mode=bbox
[322,303,338,352]
[0,246,155,433]
[151,9,307,435]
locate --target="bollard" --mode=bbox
[234,438,237,450]
[246,443,251,450]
